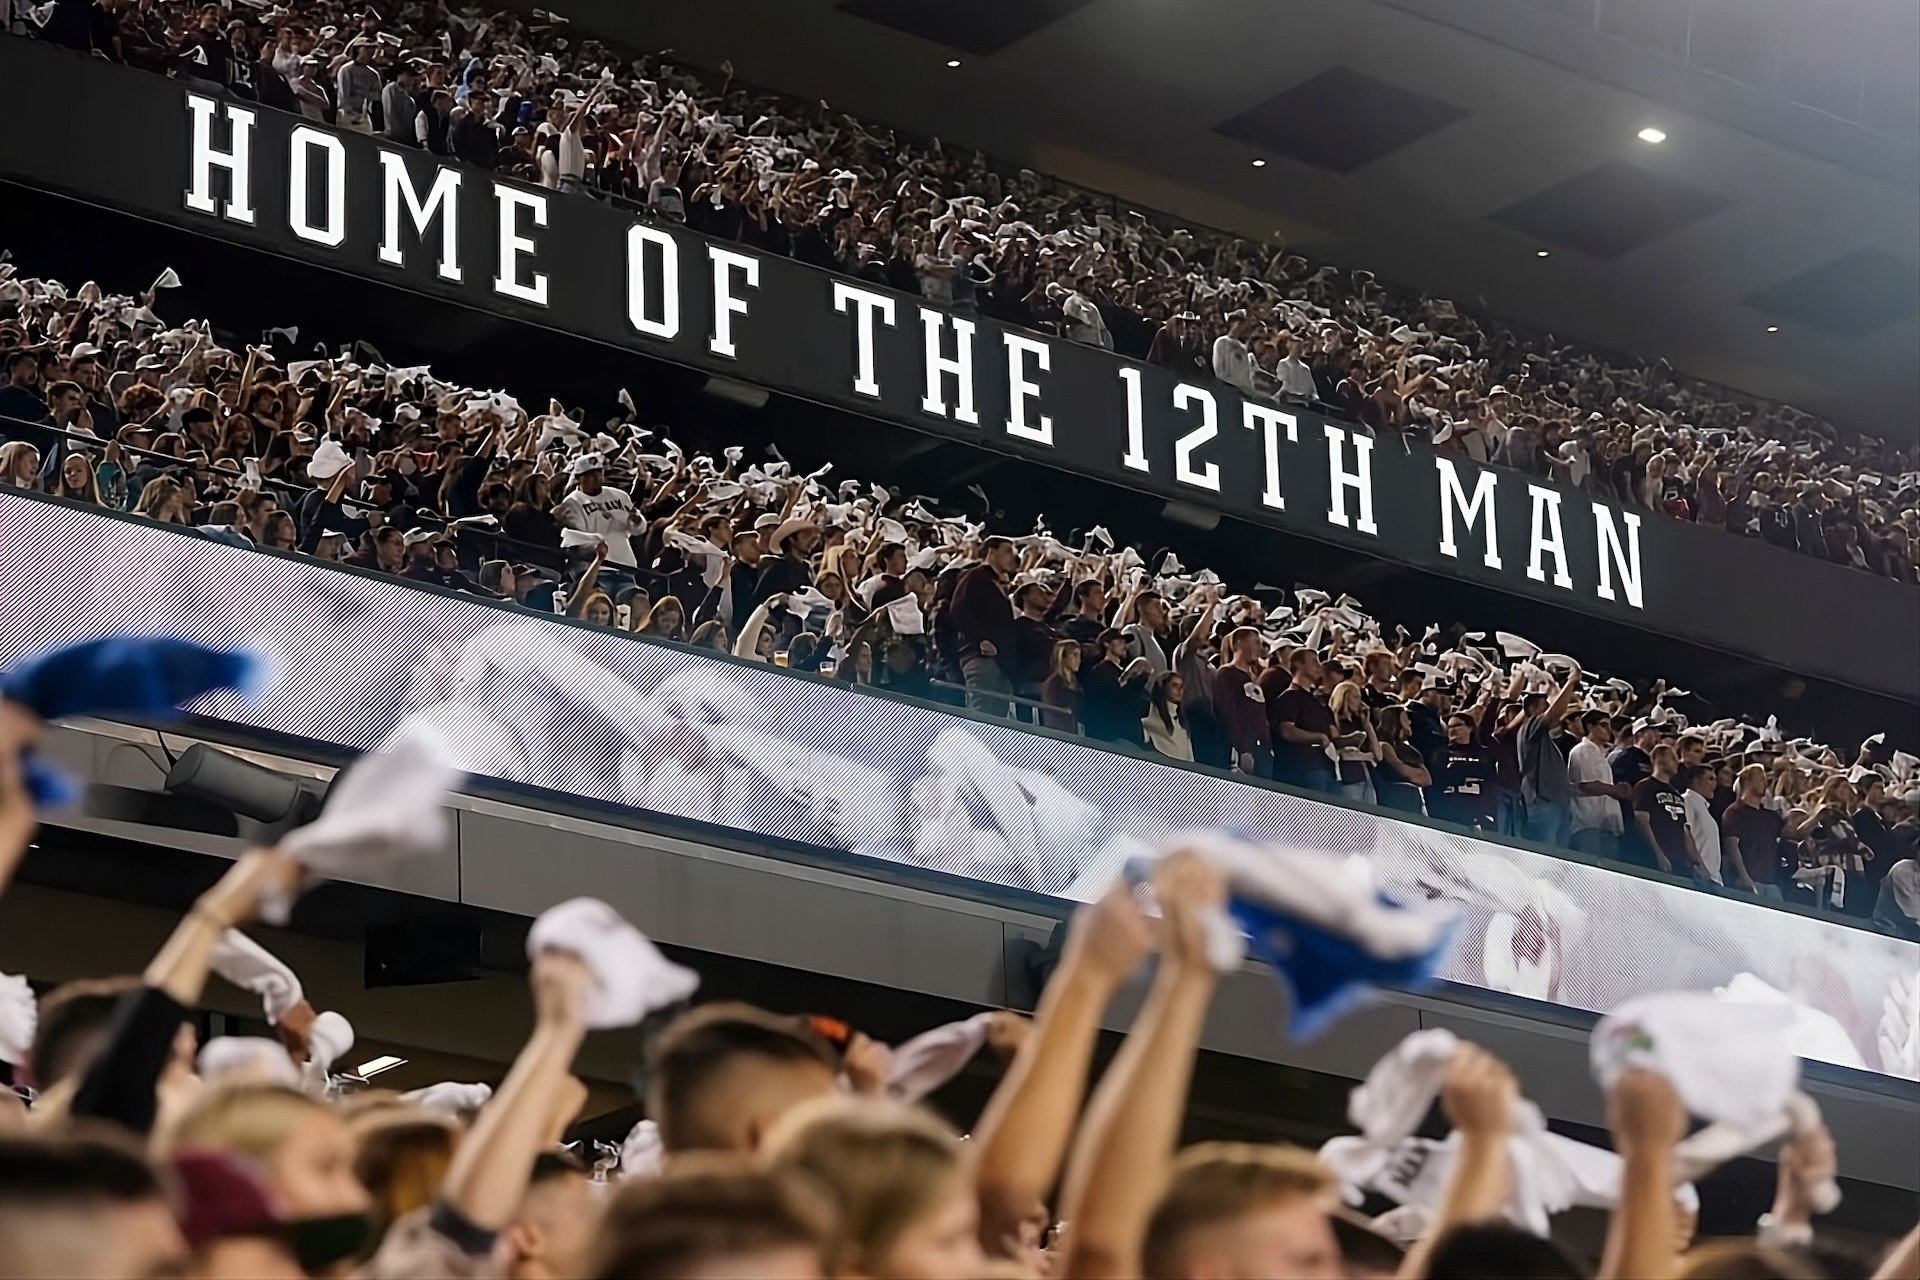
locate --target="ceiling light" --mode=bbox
[1766,325,1780,333]
[1637,127,1667,144]
[945,59,961,68]
[1535,249,1550,258]
[1252,158,1267,167]
[356,1055,407,1078]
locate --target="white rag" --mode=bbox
[197,1036,301,1088]
[526,898,698,1030]
[210,929,303,1025]
[1592,991,1840,1212]
[304,1009,355,1086]
[267,720,462,924]
[1792,864,1846,910]
[1592,991,1799,1128]
[620,1118,664,1178]
[886,1013,997,1103]
[1715,973,1864,1070]
[1319,1028,1700,1236]
[403,1081,493,1117]
[0,972,36,1065]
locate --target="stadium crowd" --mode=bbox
[9,2,1920,581]
[0,695,1917,1280]
[2,257,1918,933]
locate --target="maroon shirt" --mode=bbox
[1722,800,1783,885]
[947,563,1014,664]
[1212,665,1269,754]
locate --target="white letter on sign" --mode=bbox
[184,95,255,224]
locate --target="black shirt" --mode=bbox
[1721,800,1783,886]
[1080,659,1148,747]
[1632,776,1691,870]
[1432,742,1497,826]
[1374,742,1427,814]
[1609,745,1652,831]
[1271,685,1335,785]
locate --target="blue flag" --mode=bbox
[1,635,265,805]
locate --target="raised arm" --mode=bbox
[971,883,1152,1253]
[733,594,784,659]
[1544,664,1582,726]
[1597,1070,1685,1280]
[0,704,40,903]
[1057,852,1224,1280]
[433,951,589,1230]
[1397,1045,1517,1278]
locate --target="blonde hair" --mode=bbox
[164,1083,325,1163]
[1143,1143,1335,1280]
[1330,680,1365,721]
[347,1110,459,1239]
[760,1096,968,1274]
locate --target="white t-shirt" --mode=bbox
[1684,789,1721,884]
[558,125,586,180]
[1275,355,1316,401]
[556,485,638,567]
[1567,738,1621,834]
[1212,335,1254,392]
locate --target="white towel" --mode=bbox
[403,1082,493,1117]
[210,930,303,1025]
[887,1013,996,1103]
[526,898,698,1030]
[620,1118,664,1178]
[197,1036,301,1088]
[1715,973,1864,1071]
[0,972,35,1066]
[1320,1028,1700,1235]
[1592,991,1839,1212]
[267,721,461,924]
[1792,864,1846,910]
[1592,991,1798,1128]
[307,1010,355,1077]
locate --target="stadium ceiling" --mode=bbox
[556,0,1919,443]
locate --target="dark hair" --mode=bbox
[29,976,139,1089]
[585,1162,832,1280]
[1421,1223,1587,1279]
[1583,708,1612,730]
[0,1133,166,1209]
[1095,627,1125,651]
[1684,762,1716,789]
[981,535,1013,554]
[1073,578,1104,606]
[530,1151,588,1188]
[645,1004,838,1154]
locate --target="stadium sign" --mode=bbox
[176,93,1646,608]
[2,40,1914,698]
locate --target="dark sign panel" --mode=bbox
[3,38,1914,698]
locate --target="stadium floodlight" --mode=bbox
[1637,127,1667,143]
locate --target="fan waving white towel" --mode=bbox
[526,898,698,1030]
